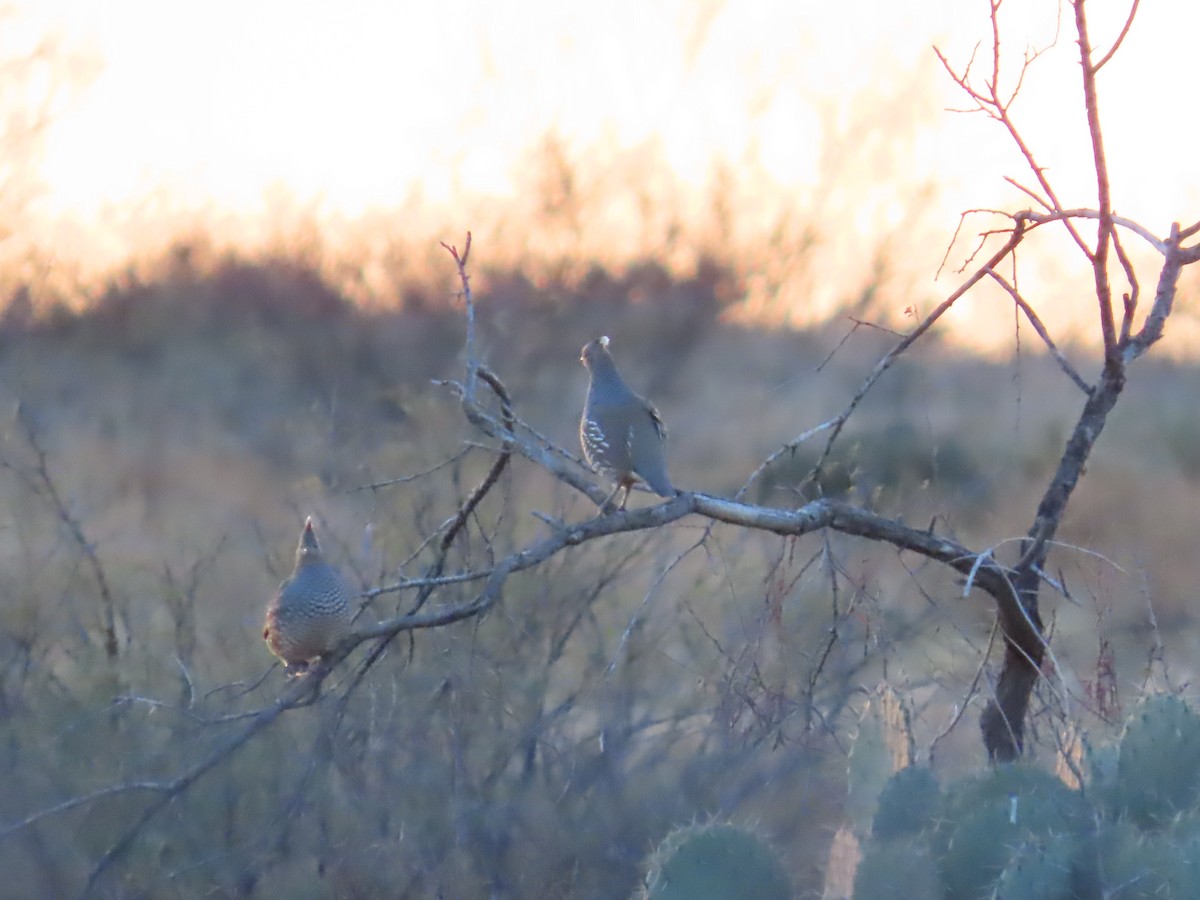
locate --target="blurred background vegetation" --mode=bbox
[0,3,1195,895]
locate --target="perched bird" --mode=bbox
[263,517,354,675]
[580,335,678,510]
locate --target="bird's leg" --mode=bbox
[616,477,635,511]
[598,482,623,513]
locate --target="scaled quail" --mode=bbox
[580,335,678,510]
[263,517,354,675]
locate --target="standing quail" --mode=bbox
[580,335,678,510]
[263,517,354,675]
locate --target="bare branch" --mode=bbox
[929,619,996,767]
[1092,0,1140,72]
[937,211,973,280]
[986,268,1091,394]
[1072,0,1119,358]
[606,535,706,675]
[735,419,836,501]
[1178,219,1200,241]
[1020,207,1165,252]
[1,665,333,891]
[1003,175,1051,211]
[440,232,476,404]
[328,358,519,745]
[80,680,319,895]
[807,220,1029,485]
[351,493,1020,648]
[345,447,475,492]
[936,5,1092,260]
[1111,227,1139,345]
[1,411,120,659]
[0,782,168,842]
[1123,223,1184,362]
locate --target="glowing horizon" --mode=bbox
[8,0,1200,352]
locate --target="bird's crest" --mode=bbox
[299,517,321,557]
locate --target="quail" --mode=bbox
[580,335,678,510]
[263,517,354,675]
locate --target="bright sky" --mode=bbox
[8,0,1200,348]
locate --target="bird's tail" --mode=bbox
[642,467,678,499]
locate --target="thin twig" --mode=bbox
[1073,0,1119,357]
[345,447,474,492]
[1004,175,1052,211]
[807,220,1030,488]
[1111,226,1139,346]
[986,267,1091,393]
[2,412,120,659]
[1092,0,1140,72]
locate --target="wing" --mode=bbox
[639,395,667,441]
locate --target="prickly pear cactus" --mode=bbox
[1095,815,1200,897]
[992,836,1075,900]
[871,765,939,841]
[851,837,939,900]
[931,764,1091,900]
[1115,693,1200,828]
[639,822,792,900]
[1081,732,1120,813]
[1094,819,1172,898]
[846,686,913,836]
[1157,824,1200,895]
[837,694,1200,899]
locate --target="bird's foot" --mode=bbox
[283,660,312,677]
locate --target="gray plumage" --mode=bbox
[580,335,677,509]
[263,517,353,675]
